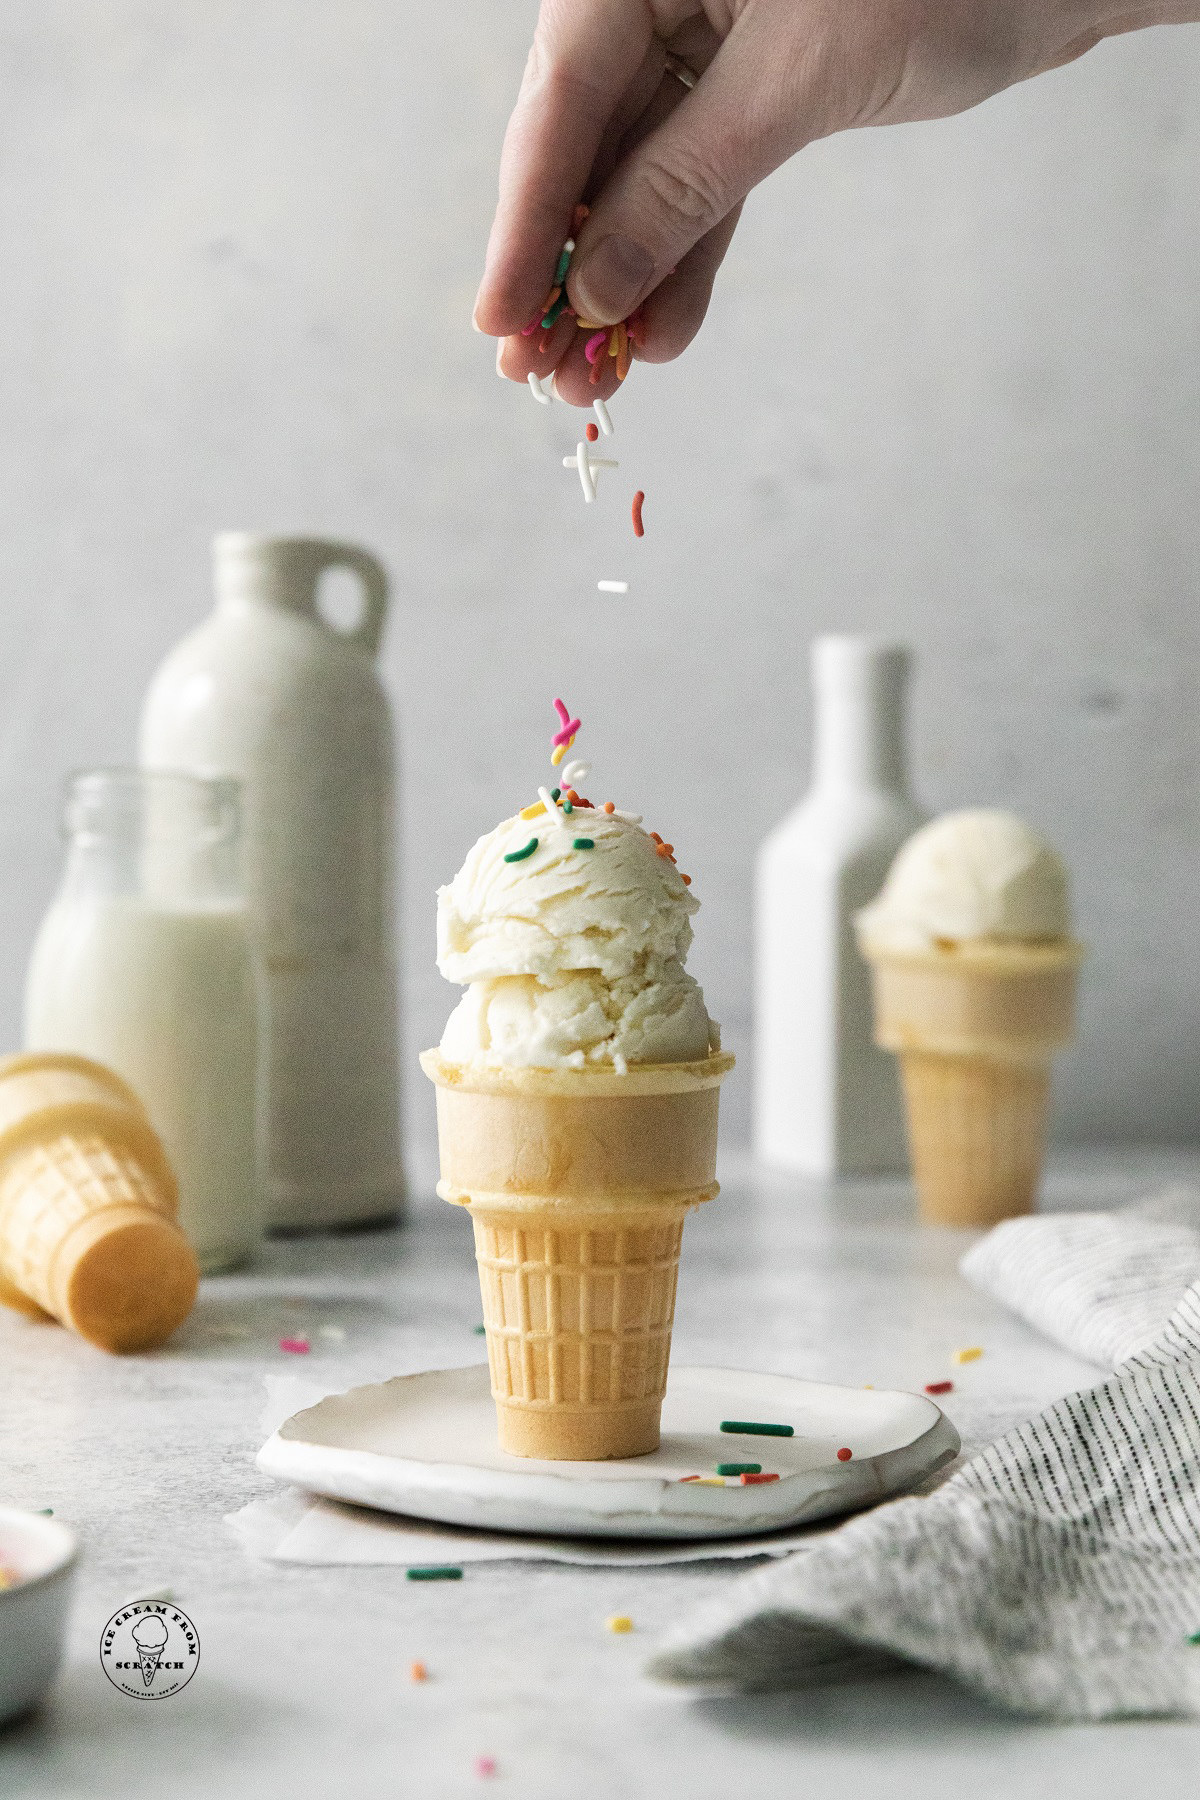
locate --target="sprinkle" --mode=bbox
[552,715,582,748]
[559,759,591,788]
[692,1477,726,1486]
[520,314,541,337]
[279,1337,310,1355]
[716,1463,761,1476]
[561,799,573,814]
[614,320,630,381]
[632,491,645,536]
[520,802,546,820]
[473,1323,487,1334]
[952,1347,983,1365]
[593,398,614,436]
[538,786,571,828]
[607,1616,634,1633]
[924,1380,954,1395]
[585,422,599,443]
[406,1566,463,1582]
[1188,1629,1200,1645]
[550,742,567,765]
[572,203,589,231]
[741,1472,781,1485]
[503,837,538,863]
[541,296,568,329]
[572,837,594,850]
[678,1474,701,1482]
[603,802,615,813]
[584,330,608,364]
[475,1756,497,1778]
[612,1053,628,1075]
[597,580,628,594]
[836,1448,853,1462]
[550,787,561,800]
[720,1420,794,1438]
[527,371,551,406]
[553,699,570,726]
[563,447,618,502]
[37,1509,53,1516]
[554,247,571,284]
[410,1661,428,1682]
[681,874,692,885]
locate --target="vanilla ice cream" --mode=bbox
[855,810,1071,954]
[437,802,717,1068]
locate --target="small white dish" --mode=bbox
[258,1365,959,1541]
[0,1507,78,1725]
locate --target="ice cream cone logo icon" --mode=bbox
[131,1614,168,1687]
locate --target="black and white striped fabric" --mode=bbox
[960,1187,1200,1369]
[648,1219,1200,1718]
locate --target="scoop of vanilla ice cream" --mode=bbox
[437,803,714,1068]
[855,809,1071,952]
[438,805,696,984]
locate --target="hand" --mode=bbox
[476,0,1200,404]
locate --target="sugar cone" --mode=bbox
[864,943,1081,1227]
[421,1049,734,1460]
[0,1052,198,1351]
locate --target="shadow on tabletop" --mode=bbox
[689,1667,1049,1746]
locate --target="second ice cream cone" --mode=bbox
[422,1050,733,1459]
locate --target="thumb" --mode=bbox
[567,14,812,325]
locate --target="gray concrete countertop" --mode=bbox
[4,1146,1200,1799]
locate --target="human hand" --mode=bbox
[476,0,1200,404]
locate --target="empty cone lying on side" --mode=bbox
[426,708,730,1460]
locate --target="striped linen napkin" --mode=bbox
[648,1195,1200,1718]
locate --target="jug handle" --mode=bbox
[308,543,389,657]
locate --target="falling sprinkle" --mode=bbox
[836,1448,853,1462]
[503,837,538,863]
[597,580,628,594]
[632,490,645,537]
[593,397,614,436]
[952,1347,983,1365]
[586,422,599,442]
[410,1660,428,1682]
[279,1337,310,1355]
[925,1380,954,1395]
[607,1616,634,1634]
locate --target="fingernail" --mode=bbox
[472,315,484,334]
[573,234,655,324]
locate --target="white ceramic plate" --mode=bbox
[258,1365,959,1541]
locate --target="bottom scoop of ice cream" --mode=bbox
[436,800,715,1068]
[855,809,1072,954]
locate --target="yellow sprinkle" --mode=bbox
[550,743,567,766]
[575,317,604,329]
[952,1346,983,1364]
[692,1477,726,1486]
[520,802,546,819]
[607,1616,633,1634]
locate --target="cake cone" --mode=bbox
[865,943,1081,1226]
[421,1049,734,1460]
[0,1052,198,1351]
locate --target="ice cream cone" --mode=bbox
[0,1052,198,1351]
[421,1049,734,1460]
[137,1649,163,1687]
[865,943,1081,1226]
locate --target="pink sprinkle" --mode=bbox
[552,719,581,748]
[279,1337,310,1355]
[520,315,541,337]
[553,697,570,725]
[475,1756,497,1778]
[584,331,608,364]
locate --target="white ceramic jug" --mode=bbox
[139,533,402,1231]
[754,637,926,1176]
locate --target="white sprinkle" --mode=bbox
[560,759,591,789]
[613,810,643,823]
[597,581,628,594]
[593,398,614,437]
[528,371,552,406]
[575,442,596,503]
[613,1053,628,1076]
[561,455,618,470]
[563,238,575,254]
[537,786,572,829]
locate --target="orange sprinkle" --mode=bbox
[572,203,590,232]
[565,789,580,803]
[410,1661,428,1682]
[656,844,672,859]
[586,422,599,442]
[632,491,645,537]
[649,831,663,843]
[589,358,602,386]
[614,321,630,382]
[541,286,561,313]
[603,802,615,814]
[539,331,552,355]
[681,874,692,885]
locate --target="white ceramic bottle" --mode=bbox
[138,533,403,1231]
[25,769,263,1272]
[754,636,925,1175]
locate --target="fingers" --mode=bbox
[566,10,807,326]
[474,0,656,338]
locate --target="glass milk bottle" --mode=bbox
[138,533,402,1232]
[24,769,264,1271]
[754,637,926,1175]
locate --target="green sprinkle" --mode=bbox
[554,248,571,285]
[716,1463,762,1477]
[37,1508,54,1516]
[1189,1629,1200,1645]
[562,799,573,814]
[473,1323,487,1335]
[504,837,538,863]
[406,1566,463,1582]
[550,788,561,801]
[573,837,594,851]
[541,297,567,328]
[719,1420,794,1438]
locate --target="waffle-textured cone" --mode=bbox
[0,1053,197,1351]
[864,942,1081,1227]
[421,1049,733,1460]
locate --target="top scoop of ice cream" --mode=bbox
[437,805,697,984]
[132,1616,168,1651]
[855,809,1071,953]
[437,802,715,1068]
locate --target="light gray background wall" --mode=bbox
[0,3,1197,1156]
